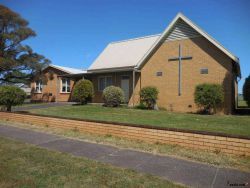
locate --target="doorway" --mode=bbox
[121,76,130,103]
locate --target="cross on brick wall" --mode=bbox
[168,44,192,96]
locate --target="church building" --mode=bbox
[31,13,241,114]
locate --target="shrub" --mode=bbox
[72,79,94,104]
[134,103,147,110]
[103,86,125,107]
[194,83,224,114]
[0,86,26,111]
[243,75,250,107]
[139,86,159,109]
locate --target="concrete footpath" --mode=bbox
[0,124,249,188]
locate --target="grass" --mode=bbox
[1,120,250,172]
[28,104,250,137]
[1,102,50,110]
[238,99,248,107]
[0,136,183,188]
[238,95,249,108]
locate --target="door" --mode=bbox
[121,76,130,103]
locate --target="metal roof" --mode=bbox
[87,13,240,77]
[46,64,86,74]
[88,34,160,71]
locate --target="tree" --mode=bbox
[139,86,159,109]
[0,86,26,111]
[0,5,50,84]
[72,79,94,104]
[194,83,224,114]
[243,75,250,107]
[103,86,125,107]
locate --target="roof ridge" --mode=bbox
[110,34,161,44]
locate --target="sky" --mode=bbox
[1,0,250,92]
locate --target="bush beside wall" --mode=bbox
[194,83,224,114]
[139,86,159,109]
[72,79,94,104]
[103,86,125,107]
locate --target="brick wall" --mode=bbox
[0,112,249,156]
[31,67,75,102]
[130,36,237,114]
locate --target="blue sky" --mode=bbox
[1,0,250,92]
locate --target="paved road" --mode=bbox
[0,124,249,188]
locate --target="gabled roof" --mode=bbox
[88,34,160,71]
[88,13,240,77]
[45,64,86,74]
[136,13,240,70]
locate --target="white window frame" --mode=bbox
[61,78,71,93]
[98,76,112,91]
[35,80,42,93]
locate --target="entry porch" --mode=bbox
[67,70,140,105]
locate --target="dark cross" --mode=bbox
[168,44,192,96]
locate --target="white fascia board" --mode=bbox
[136,13,182,69]
[44,65,72,74]
[136,13,239,70]
[178,13,239,63]
[87,66,135,73]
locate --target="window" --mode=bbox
[35,80,42,93]
[156,72,163,76]
[98,76,112,91]
[61,78,71,93]
[200,68,208,74]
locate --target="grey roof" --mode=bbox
[87,13,240,76]
[88,34,160,71]
[48,64,86,74]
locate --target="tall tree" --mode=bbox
[0,5,50,84]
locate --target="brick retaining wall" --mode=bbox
[0,112,249,156]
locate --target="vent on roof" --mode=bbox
[165,19,201,41]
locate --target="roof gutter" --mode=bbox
[87,66,136,73]
[57,72,89,77]
[58,66,140,77]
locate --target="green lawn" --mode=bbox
[2,120,249,172]
[238,96,249,108]
[29,104,250,137]
[238,100,248,107]
[0,136,182,188]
